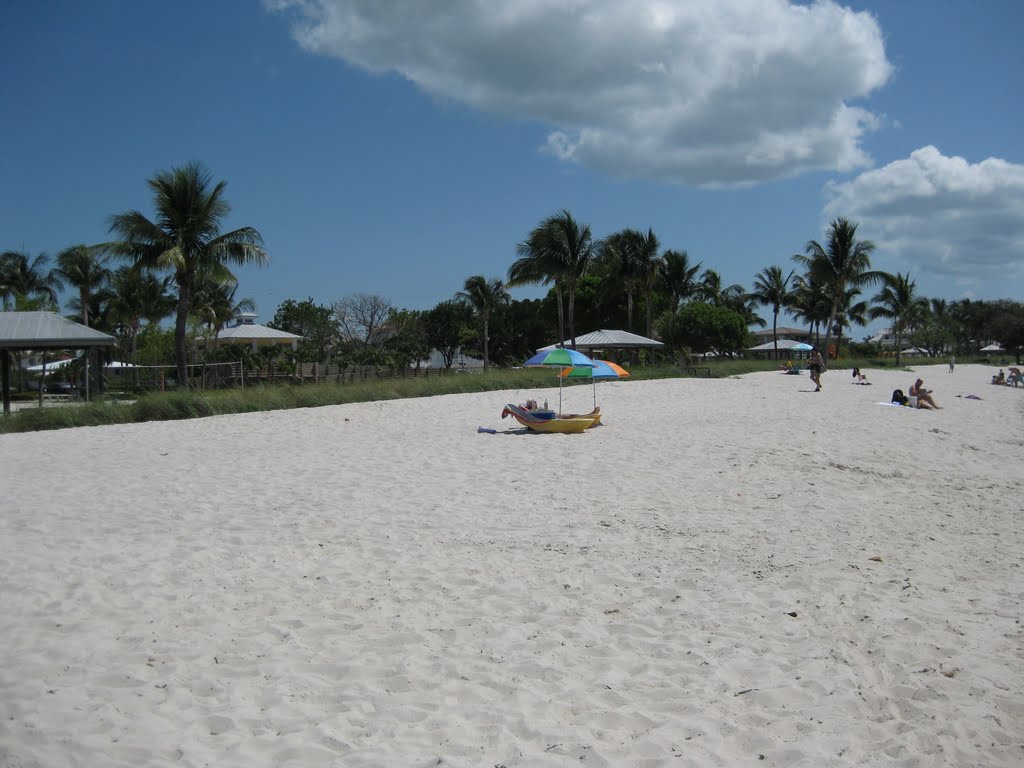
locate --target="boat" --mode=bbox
[558,406,601,426]
[500,404,597,433]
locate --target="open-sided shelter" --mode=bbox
[200,313,301,351]
[0,311,116,415]
[538,329,664,356]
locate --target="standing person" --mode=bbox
[949,355,956,373]
[808,348,824,392]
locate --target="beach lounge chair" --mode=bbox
[500,403,596,433]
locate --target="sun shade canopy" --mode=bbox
[0,312,116,350]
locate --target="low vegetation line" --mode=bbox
[0,358,902,434]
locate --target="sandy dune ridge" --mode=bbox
[1,363,1022,767]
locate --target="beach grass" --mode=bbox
[0,356,908,433]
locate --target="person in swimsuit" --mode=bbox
[808,349,824,391]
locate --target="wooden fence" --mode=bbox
[240,363,460,387]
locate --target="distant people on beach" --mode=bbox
[1009,368,1022,387]
[808,349,824,391]
[992,370,1006,386]
[909,378,940,409]
[948,356,955,373]
[851,368,870,384]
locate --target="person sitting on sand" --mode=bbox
[994,369,1006,385]
[851,368,870,384]
[909,378,940,409]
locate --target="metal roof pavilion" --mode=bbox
[0,312,116,415]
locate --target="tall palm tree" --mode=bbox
[658,249,703,314]
[603,228,660,333]
[108,266,174,378]
[793,218,881,369]
[789,272,831,344]
[869,272,927,367]
[832,287,869,359]
[104,162,268,386]
[749,265,795,355]
[53,244,111,327]
[509,210,597,348]
[0,250,62,310]
[456,275,510,371]
[697,269,745,307]
[193,276,255,343]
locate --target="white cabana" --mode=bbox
[537,329,664,354]
[204,313,302,351]
[746,338,813,360]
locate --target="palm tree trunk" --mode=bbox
[174,290,189,387]
[772,310,779,357]
[567,286,577,348]
[482,315,490,372]
[822,299,840,371]
[626,291,634,332]
[555,285,566,347]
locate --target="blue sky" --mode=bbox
[3,1,1022,337]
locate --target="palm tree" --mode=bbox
[104,163,268,386]
[749,265,795,355]
[602,228,660,334]
[697,269,750,310]
[0,250,62,310]
[793,218,881,369]
[193,276,255,344]
[456,275,510,371]
[53,244,111,327]
[789,272,831,344]
[658,249,703,314]
[869,272,927,367]
[832,287,869,359]
[108,266,174,381]
[509,210,597,348]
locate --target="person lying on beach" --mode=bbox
[909,378,940,409]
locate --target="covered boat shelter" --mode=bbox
[0,311,117,415]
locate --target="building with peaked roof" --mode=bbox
[749,326,812,343]
[0,311,116,414]
[538,329,664,353]
[203,313,302,351]
[746,338,814,361]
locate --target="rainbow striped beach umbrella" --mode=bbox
[559,360,629,407]
[524,347,596,411]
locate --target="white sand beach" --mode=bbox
[2,363,1022,768]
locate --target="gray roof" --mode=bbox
[0,311,116,350]
[750,326,810,338]
[747,339,809,352]
[541,329,664,351]
[215,323,302,342]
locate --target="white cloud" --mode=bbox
[824,146,1024,287]
[269,0,891,186]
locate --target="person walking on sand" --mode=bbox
[808,348,824,392]
[949,355,955,373]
